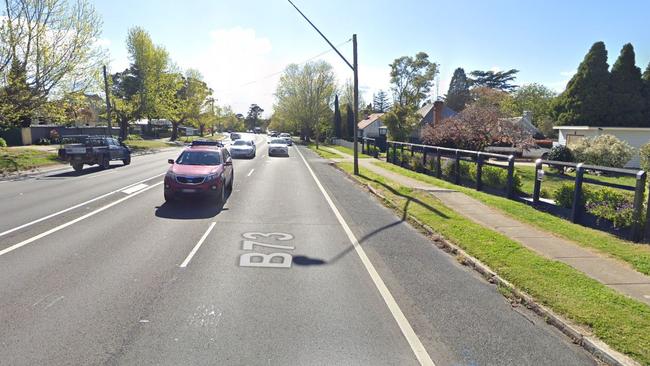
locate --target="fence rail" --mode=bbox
[361,137,649,243]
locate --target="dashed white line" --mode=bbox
[0,182,163,258]
[180,222,216,268]
[247,169,255,177]
[121,183,149,194]
[295,146,436,366]
[0,173,165,239]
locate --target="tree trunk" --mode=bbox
[171,122,179,141]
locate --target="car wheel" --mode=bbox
[216,183,226,207]
[100,155,110,169]
[72,162,83,172]
[541,153,549,160]
[122,155,131,166]
[227,175,234,193]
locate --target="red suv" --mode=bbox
[164,146,234,204]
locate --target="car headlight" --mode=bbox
[205,173,220,181]
[166,171,176,179]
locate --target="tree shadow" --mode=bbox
[44,164,120,178]
[294,174,447,266]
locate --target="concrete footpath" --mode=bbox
[319,145,650,306]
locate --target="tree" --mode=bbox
[111,66,141,139]
[167,70,211,140]
[333,94,342,138]
[503,83,557,128]
[644,63,650,122]
[470,87,515,116]
[0,0,104,128]
[469,69,519,92]
[245,104,264,130]
[445,68,471,111]
[389,52,438,108]
[373,90,390,112]
[609,43,646,126]
[421,104,534,151]
[382,105,420,142]
[274,61,336,146]
[345,104,354,140]
[552,41,610,126]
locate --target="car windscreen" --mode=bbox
[233,140,250,146]
[270,139,287,145]
[176,151,221,165]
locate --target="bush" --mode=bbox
[547,145,574,162]
[640,142,650,172]
[0,137,6,148]
[553,183,636,228]
[572,134,634,168]
[441,160,522,192]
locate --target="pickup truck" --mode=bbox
[58,135,131,171]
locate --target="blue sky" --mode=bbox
[94,0,650,115]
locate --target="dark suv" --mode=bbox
[164,146,234,205]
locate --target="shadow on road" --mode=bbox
[293,173,447,267]
[44,164,120,178]
[155,199,226,220]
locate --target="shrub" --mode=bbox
[0,137,6,148]
[411,152,425,172]
[553,183,636,228]
[547,145,574,162]
[572,134,633,168]
[640,142,650,172]
[126,134,143,141]
[441,160,522,192]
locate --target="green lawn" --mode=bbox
[0,148,61,174]
[337,161,650,365]
[123,139,174,151]
[306,143,340,160]
[515,165,638,198]
[374,161,650,277]
[326,144,373,159]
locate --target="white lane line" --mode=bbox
[295,147,436,366]
[247,169,255,177]
[180,222,216,268]
[84,169,117,180]
[122,183,149,195]
[0,181,163,258]
[0,173,165,239]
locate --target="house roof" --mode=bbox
[553,126,650,131]
[357,113,384,129]
[417,103,457,125]
[499,116,540,136]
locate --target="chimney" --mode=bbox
[433,100,444,125]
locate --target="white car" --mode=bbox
[279,133,293,146]
[229,139,256,158]
[268,138,289,157]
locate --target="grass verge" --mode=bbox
[0,148,61,174]
[306,143,341,160]
[337,161,650,365]
[325,144,373,158]
[375,161,650,277]
[123,139,173,151]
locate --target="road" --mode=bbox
[0,133,595,365]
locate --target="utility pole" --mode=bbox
[102,65,112,136]
[287,0,359,175]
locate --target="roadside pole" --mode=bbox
[102,65,112,137]
[287,0,359,175]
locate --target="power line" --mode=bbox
[217,38,351,96]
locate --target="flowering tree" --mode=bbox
[421,104,534,151]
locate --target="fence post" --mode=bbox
[476,152,483,191]
[422,148,428,174]
[400,144,405,167]
[571,163,584,223]
[392,143,397,164]
[361,138,365,155]
[454,150,461,184]
[435,148,442,178]
[506,155,515,199]
[532,159,542,203]
[630,170,647,242]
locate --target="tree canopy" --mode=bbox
[372,90,390,113]
[469,69,519,92]
[609,43,646,126]
[445,68,471,111]
[389,52,438,108]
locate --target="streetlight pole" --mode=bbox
[102,65,112,137]
[287,0,359,175]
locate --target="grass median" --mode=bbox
[0,148,61,174]
[337,161,650,365]
[307,143,341,160]
[374,161,650,277]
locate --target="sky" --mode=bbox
[94,0,650,117]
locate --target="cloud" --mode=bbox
[178,27,280,115]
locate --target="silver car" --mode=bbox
[229,139,256,159]
[279,133,293,146]
[268,138,289,157]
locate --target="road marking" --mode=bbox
[0,173,165,239]
[84,169,117,180]
[122,183,149,194]
[44,296,64,309]
[295,147,436,366]
[180,222,216,268]
[247,168,255,177]
[0,182,163,258]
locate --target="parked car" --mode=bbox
[485,145,554,159]
[164,145,234,204]
[279,133,293,146]
[230,133,242,141]
[254,127,263,134]
[229,139,256,158]
[268,138,289,157]
[58,135,131,171]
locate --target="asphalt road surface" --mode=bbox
[0,133,596,365]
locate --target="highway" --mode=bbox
[0,133,595,365]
